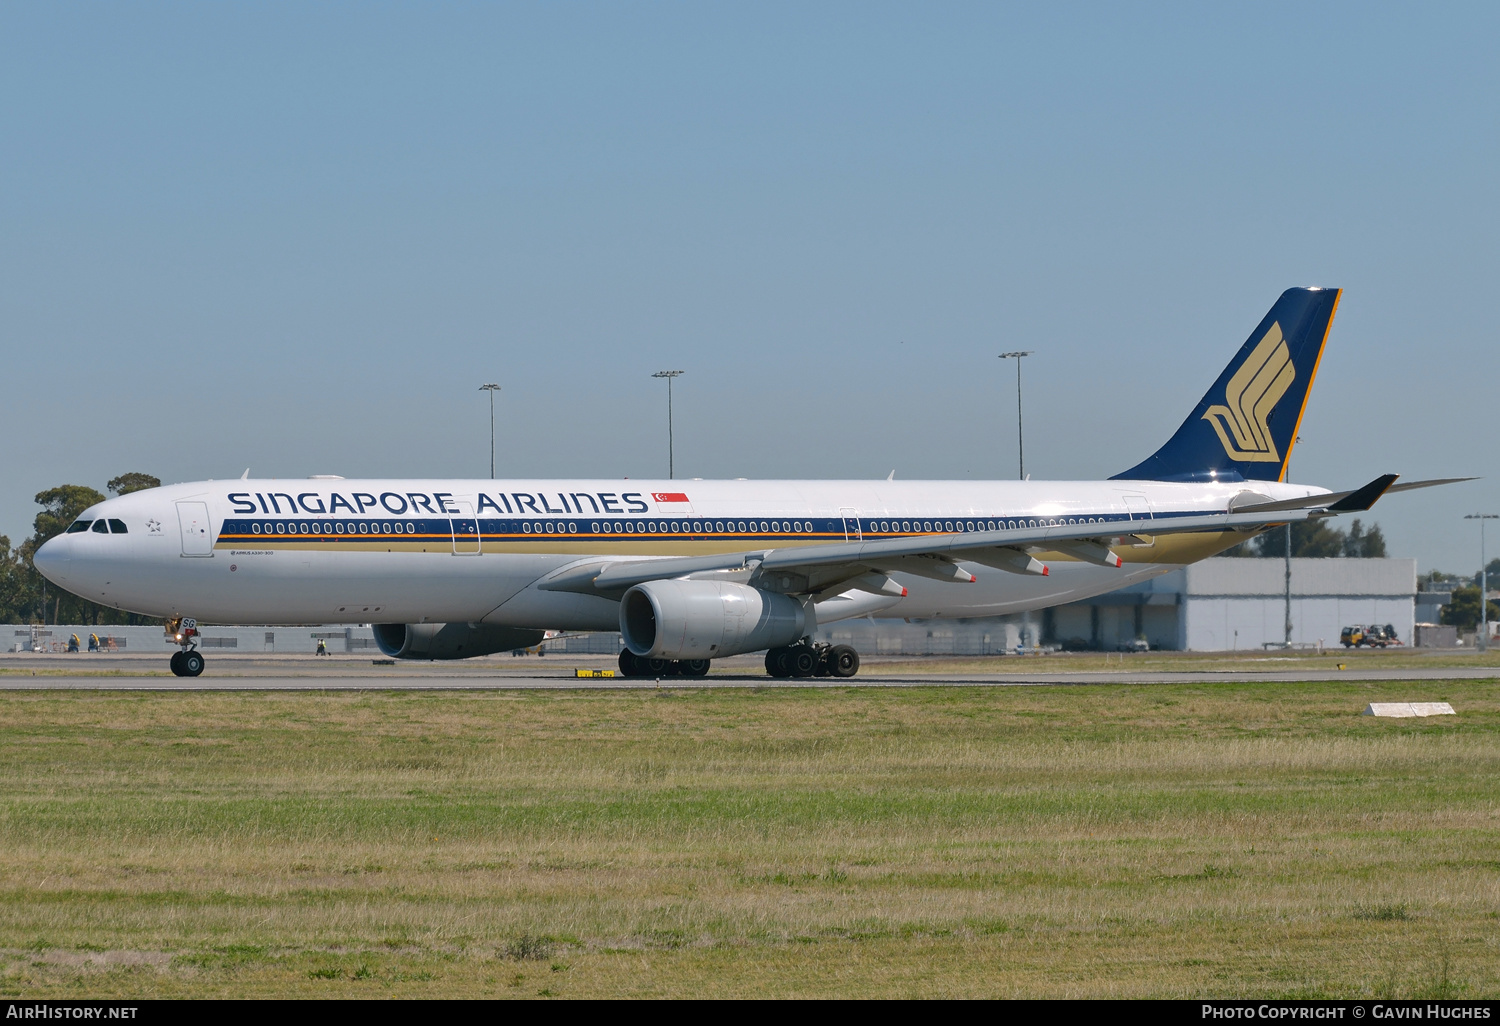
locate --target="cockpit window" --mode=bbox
[91,520,109,534]
[66,520,92,534]
[108,519,128,534]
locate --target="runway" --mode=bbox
[2,653,1495,690]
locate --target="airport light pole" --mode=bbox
[652,370,684,479]
[998,351,1033,480]
[1465,513,1497,652]
[479,384,501,478]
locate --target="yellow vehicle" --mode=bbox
[1341,624,1399,648]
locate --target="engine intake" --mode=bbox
[620,580,807,660]
[372,622,546,660]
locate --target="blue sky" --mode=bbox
[2,2,1496,572]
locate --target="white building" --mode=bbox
[1044,557,1416,651]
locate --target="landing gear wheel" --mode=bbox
[680,658,711,677]
[789,648,818,677]
[644,657,675,677]
[829,645,860,678]
[765,648,793,678]
[619,650,644,677]
[180,651,204,677]
[169,651,185,676]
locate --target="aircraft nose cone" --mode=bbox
[32,536,68,584]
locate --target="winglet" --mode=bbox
[1326,474,1399,513]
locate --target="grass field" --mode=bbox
[1,679,1498,998]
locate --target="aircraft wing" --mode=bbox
[1230,476,1475,515]
[537,488,1394,599]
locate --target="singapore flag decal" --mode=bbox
[652,492,693,511]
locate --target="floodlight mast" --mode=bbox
[1465,513,1498,652]
[479,384,501,478]
[998,351,1033,480]
[652,370,685,479]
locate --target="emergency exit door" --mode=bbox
[176,502,215,556]
[840,508,862,541]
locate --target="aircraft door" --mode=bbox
[1122,495,1153,522]
[176,502,215,557]
[840,508,862,541]
[1122,494,1155,548]
[450,500,480,555]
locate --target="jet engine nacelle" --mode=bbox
[372,622,546,660]
[619,579,808,660]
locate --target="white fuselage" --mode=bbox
[33,477,1326,630]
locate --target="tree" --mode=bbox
[1441,586,1499,631]
[107,473,160,496]
[0,480,161,626]
[1222,518,1390,559]
[32,485,106,546]
[1254,521,1345,558]
[1343,519,1387,558]
[0,535,34,623]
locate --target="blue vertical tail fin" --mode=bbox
[1112,287,1341,483]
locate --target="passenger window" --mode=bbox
[67,520,92,534]
[92,520,109,533]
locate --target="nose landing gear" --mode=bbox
[166,618,205,677]
[765,641,860,679]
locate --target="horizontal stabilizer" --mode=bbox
[1386,476,1478,494]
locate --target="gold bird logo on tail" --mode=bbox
[1201,323,1294,463]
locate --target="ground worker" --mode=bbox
[88,633,99,652]
[316,638,328,656]
[68,634,80,652]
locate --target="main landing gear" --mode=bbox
[765,641,860,679]
[166,617,205,678]
[618,650,711,678]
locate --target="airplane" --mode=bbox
[32,287,1466,678]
